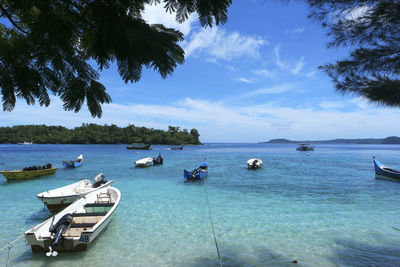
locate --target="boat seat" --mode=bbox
[96,192,112,203]
[72,212,107,217]
[84,203,114,208]
[69,223,96,228]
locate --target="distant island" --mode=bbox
[0,124,201,145]
[263,136,400,144]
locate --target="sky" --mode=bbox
[2,1,400,142]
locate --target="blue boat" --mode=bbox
[184,159,208,181]
[373,155,400,181]
[63,154,83,168]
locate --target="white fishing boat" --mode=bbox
[135,157,153,167]
[37,174,113,212]
[25,186,121,255]
[247,158,263,169]
[18,141,33,145]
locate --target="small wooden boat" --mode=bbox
[1,164,57,181]
[247,158,263,169]
[373,155,400,181]
[37,174,113,212]
[153,153,163,165]
[171,146,183,150]
[135,157,153,167]
[296,143,314,151]
[25,186,121,255]
[63,154,83,168]
[184,159,208,181]
[126,144,152,150]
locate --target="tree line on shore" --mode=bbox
[0,124,201,145]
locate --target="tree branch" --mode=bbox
[0,4,29,34]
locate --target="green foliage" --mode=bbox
[0,124,201,145]
[0,0,232,117]
[308,0,400,107]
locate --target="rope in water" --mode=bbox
[204,184,222,267]
[0,235,24,253]
[0,234,24,267]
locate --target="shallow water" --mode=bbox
[0,143,400,266]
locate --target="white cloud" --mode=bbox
[183,27,267,60]
[253,69,274,78]
[273,45,287,68]
[2,96,400,142]
[291,56,305,74]
[142,3,197,35]
[245,84,293,97]
[292,27,304,34]
[234,77,254,84]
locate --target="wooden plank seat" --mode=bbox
[72,212,107,217]
[70,223,96,228]
[84,203,114,208]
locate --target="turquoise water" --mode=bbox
[1,143,400,266]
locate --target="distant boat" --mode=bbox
[171,146,183,150]
[25,186,121,254]
[135,157,153,167]
[126,144,152,150]
[296,143,314,151]
[37,174,113,212]
[247,158,263,169]
[184,159,208,181]
[63,154,83,168]
[18,142,33,145]
[373,155,400,181]
[0,164,57,181]
[153,153,163,165]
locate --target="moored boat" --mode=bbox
[296,143,314,151]
[247,158,263,169]
[171,146,183,150]
[37,174,113,212]
[25,186,121,255]
[135,157,153,167]
[373,155,400,181]
[0,164,57,181]
[63,154,83,168]
[184,159,208,181]
[18,141,33,145]
[153,153,163,165]
[126,144,152,150]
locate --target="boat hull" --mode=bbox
[63,160,82,168]
[127,144,152,150]
[373,157,400,181]
[0,168,57,181]
[184,169,208,181]
[25,187,121,253]
[38,180,114,213]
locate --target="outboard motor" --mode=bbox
[93,173,106,188]
[47,213,73,256]
[252,159,258,169]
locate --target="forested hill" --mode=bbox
[263,136,400,144]
[0,124,201,145]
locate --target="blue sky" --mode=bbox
[2,1,400,142]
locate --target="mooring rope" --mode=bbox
[204,184,222,267]
[0,235,24,253]
[0,234,24,267]
[371,219,400,232]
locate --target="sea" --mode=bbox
[0,143,400,267]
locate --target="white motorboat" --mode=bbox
[247,158,263,169]
[37,174,113,212]
[135,157,153,167]
[25,186,121,255]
